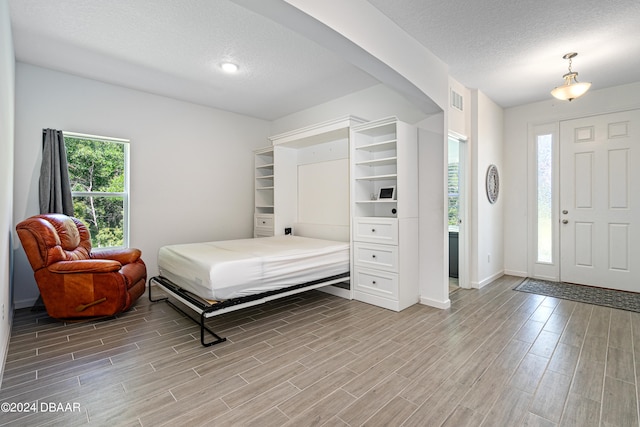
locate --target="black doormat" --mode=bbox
[514,278,640,313]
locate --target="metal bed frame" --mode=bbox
[148,273,350,347]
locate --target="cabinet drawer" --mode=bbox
[354,242,398,272]
[254,228,274,238]
[353,217,398,244]
[354,268,398,299]
[254,214,274,229]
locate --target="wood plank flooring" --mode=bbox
[1,275,639,426]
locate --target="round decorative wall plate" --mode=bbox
[486,164,499,204]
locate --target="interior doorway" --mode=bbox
[448,133,468,291]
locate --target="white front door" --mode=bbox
[560,109,639,291]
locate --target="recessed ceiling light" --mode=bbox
[220,62,239,73]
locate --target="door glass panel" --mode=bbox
[537,134,553,263]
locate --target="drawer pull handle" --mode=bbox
[372,255,377,259]
[372,280,376,285]
[371,228,376,233]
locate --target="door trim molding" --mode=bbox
[448,132,469,290]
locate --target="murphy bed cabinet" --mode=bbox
[253,146,274,237]
[351,117,419,311]
[267,116,366,300]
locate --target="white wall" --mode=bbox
[284,0,448,110]
[12,64,271,308]
[503,82,640,277]
[448,77,471,138]
[271,84,429,134]
[0,0,15,383]
[471,90,504,287]
[417,113,448,307]
[242,0,447,114]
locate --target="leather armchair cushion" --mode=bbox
[119,261,147,289]
[91,247,141,265]
[17,214,92,270]
[48,259,122,274]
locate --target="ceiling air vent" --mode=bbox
[450,88,464,112]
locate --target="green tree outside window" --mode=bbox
[64,135,128,248]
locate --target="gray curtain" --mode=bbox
[39,129,74,215]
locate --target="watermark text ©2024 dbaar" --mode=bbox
[1,401,82,413]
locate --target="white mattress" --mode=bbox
[158,235,350,300]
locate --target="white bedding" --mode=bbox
[158,235,350,300]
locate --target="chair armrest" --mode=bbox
[48,259,122,274]
[91,248,141,265]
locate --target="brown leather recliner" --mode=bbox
[16,214,146,319]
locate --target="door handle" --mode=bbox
[562,219,569,224]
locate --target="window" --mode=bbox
[64,132,129,248]
[536,134,553,263]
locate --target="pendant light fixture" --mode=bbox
[551,52,591,101]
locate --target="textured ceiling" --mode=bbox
[368,0,640,108]
[8,0,379,120]
[8,0,640,120]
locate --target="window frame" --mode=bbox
[63,131,130,248]
[528,122,559,281]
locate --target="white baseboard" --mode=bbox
[0,305,13,389]
[471,270,505,289]
[0,332,8,388]
[420,296,451,310]
[504,269,528,278]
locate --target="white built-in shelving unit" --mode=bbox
[254,115,419,310]
[253,146,274,237]
[350,117,419,311]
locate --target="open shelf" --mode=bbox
[355,156,397,167]
[355,139,397,152]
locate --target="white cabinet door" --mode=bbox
[560,109,639,292]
